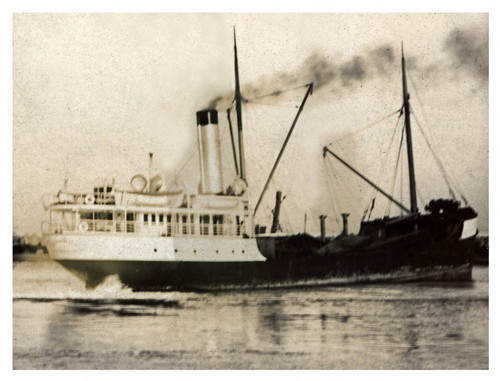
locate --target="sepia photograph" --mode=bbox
[12,12,488,369]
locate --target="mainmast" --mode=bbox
[401,43,418,214]
[234,27,246,182]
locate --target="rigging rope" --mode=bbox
[243,100,279,221]
[323,157,344,231]
[385,121,405,216]
[164,141,199,191]
[327,109,402,147]
[363,113,403,221]
[406,68,468,205]
[410,107,463,202]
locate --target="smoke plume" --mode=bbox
[206,43,397,110]
[207,23,488,111]
[444,26,489,82]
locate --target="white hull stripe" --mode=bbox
[47,234,266,262]
[460,217,478,240]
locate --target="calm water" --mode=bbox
[13,259,488,369]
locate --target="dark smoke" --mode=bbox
[206,95,222,110]
[206,25,488,110]
[303,53,337,89]
[340,56,366,86]
[444,26,489,82]
[369,44,395,74]
[206,44,398,110]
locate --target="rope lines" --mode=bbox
[326,109,402,147]
[407,67,468,205]
[410,107,468,204]
[385,122,405,216]
[322,157,343,231]
[362,113,403,221]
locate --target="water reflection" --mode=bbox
[13,263,489,369]
[258,299,283,346]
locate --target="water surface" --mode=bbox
[13,260,488,369]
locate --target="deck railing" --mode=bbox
[45,209,247,238]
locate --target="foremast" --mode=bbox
[233,27,246,182]
[401,43,418,214]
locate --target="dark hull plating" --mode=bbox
[57,234,476,291]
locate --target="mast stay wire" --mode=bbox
[385,121,406,216]
[323,157,343,231]
[164,140,199,192]
[410,107,464,203]
[326,109,402,147]
[244,99,305,232]
[406,67,468,204]
[242,101,281,220]
[362,113,403,221]
[326,137,356,230]
[324,138,350,230]
[276,122,297,231]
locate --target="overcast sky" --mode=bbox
[13,13,488,236]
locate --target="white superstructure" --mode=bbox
[42,109,266,264]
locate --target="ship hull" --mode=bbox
[56,259,473,291]
[52,234,476,290]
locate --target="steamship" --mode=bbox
[42,33,478,290]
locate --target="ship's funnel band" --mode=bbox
[197,109,223,194]
[197,109,218,126]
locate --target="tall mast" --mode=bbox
[234,27,246,181]
[226,108,239,176]
[401,43,418,214]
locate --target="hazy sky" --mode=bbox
[13,13,488,236]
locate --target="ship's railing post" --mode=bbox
[75,209,80,232]
[194,213,200,236]
[171,212,176,236]
[243,214,250,237]
[232,213,237,236]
